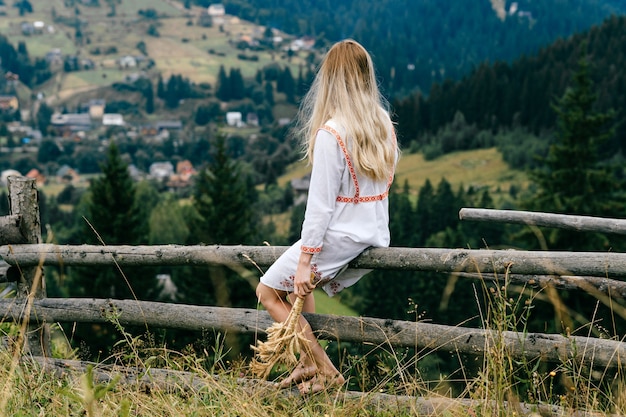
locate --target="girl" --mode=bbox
[256,39,399,394]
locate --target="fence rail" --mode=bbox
[3,244,626,277]
[459,208,626,235]
[1,178,625,374]
[0,297,624,369]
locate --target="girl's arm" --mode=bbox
[299,128,344,254]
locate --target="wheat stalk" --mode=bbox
[250,296,310,379]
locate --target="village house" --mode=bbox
[81,99,106,119]
[45,49,63,67]
[289,36,316,52]
[118,55,138,69]
[25,169,46,187]
[246,112,259,127]
[290,174,311,205]
[167,160,196,189]
[56,165,80,184]
[226,111,243,127]
[149,161,175,181]
[50,113,92,135]
[206,3,226,25]
[33,21,45,34]
[21,22,35,36]
[278,117,291,127]
[102,113,125,126]
[0,96,19,112]
[7,123,42,144]
[156,120,183,132]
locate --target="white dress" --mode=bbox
[260,118,397,297]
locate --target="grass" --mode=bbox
[3,0,309,106]
[279,147,528,203]
[3,261,626,416]
[3,271,626,416]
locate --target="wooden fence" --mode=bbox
[1,177,626,371]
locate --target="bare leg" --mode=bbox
[256,283,344,388]
[276,292,317,387]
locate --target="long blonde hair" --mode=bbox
[296,39,397,182]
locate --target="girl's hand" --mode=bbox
[294,253,314,298]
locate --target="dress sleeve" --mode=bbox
[300,128,344,254]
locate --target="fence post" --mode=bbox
[7,175,50,356]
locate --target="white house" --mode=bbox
[207,4,225,16]
[149,162,174,180]
[207,4,226,25]
[226,111,243,127]
[102,113,125,126]
[118,55,137,68]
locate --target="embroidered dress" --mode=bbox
[260,119,397,297]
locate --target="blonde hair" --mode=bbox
[295,39,397,182]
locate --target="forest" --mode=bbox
[215,0,624,95]
[0,0,625,391]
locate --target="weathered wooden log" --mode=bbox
[1,298,625,369]
[7,176,49,356]
[459,208,626,235]
[3,244,626,278]
[0,214,27,244]
[452,272,626,298]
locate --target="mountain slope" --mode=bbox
[392,14,626,152]
[220,0,623,95]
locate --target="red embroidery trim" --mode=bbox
[319,124,395,205]
[301,245,322,254]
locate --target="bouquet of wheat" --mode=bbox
[250,294,310,379]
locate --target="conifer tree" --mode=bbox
[413,179,435,245]
[193,135,255,245]
[522,54,623,251]
[518,53,626,335]
[388,180,413,246]
[216,65,230,101]
[179,135,258,308]
[66,143,157,360]
[71,142,152,298]
[229,68,245,100]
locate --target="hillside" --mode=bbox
[280,147,526,202]
[4,0,624,107]
[393,14,626,151]
[0,0,310,113]
[219,0,625,95]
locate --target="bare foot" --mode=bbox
[297,373,345,395]
[276,363,317,389]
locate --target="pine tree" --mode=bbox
[175,134,259,356]
[66,143,157,360]
[518,52,626,335]
[216,65,230,101]
[413,179,435,245]
[156,74,165,99]
[388,180,414,246]
[229,68,245,100]
[523,53,623,251]
[192,135,255,245]
[71,142,153,298]
[282,66,296,103]
[264,81,274,105]
[144,79,154,114]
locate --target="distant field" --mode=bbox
[279,147,528,199]
[3,0,309,103]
